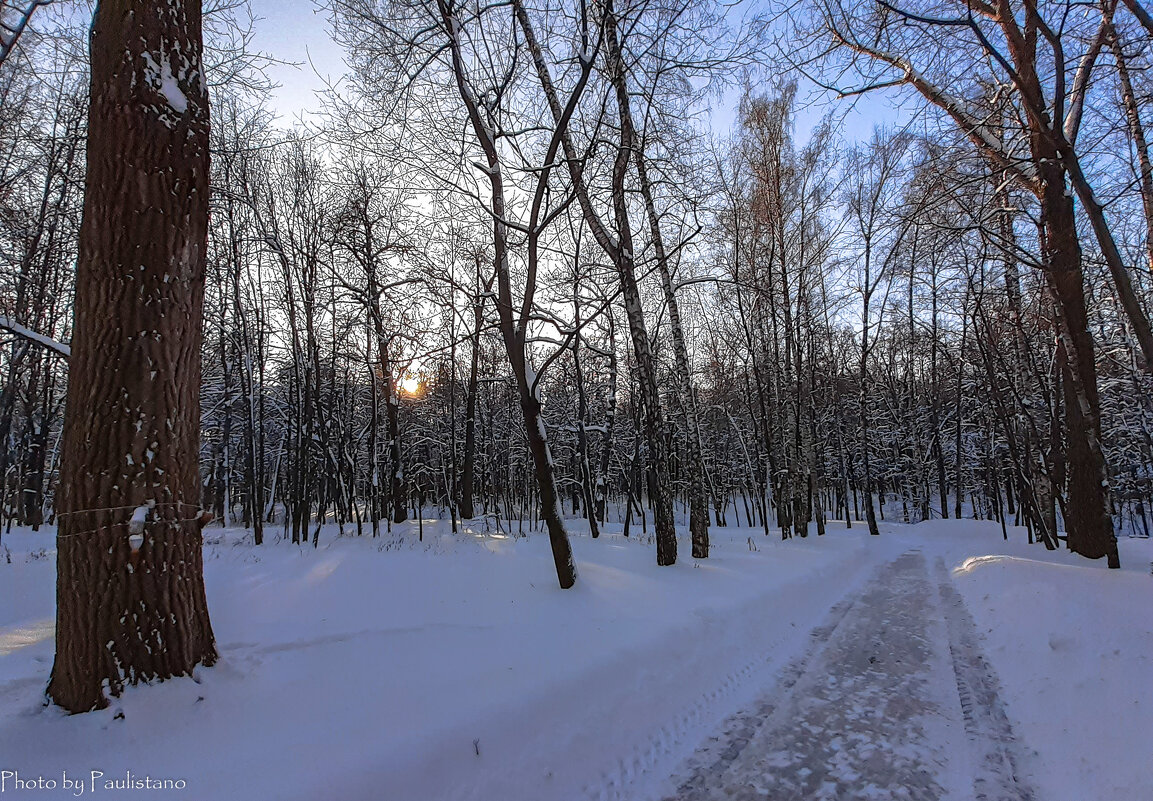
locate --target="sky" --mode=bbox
[246,0,346,122]
[244,0,905,139]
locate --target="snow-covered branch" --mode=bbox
[0,316,70,359]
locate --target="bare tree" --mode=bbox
[328,0,598,586]
[812,0,1122,565]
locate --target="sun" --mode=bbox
[398,375,422,396]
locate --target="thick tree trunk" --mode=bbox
[48,0,216,713]
[1039,159,1119,567]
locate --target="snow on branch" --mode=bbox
[0,316,70,358]
[0,1,52,68]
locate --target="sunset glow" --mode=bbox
[398,375,422,396]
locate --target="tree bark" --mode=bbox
[48,0,216,712]
[603,0,677,565]
[632,140,709,557]
[1039,157,1120,567]
[860,236,881,536]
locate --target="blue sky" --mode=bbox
[245,0,906,139]
[247,0,344,121]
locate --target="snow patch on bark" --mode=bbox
[141,50,190,119]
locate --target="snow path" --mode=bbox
[5,523,1141,800]
[663,550,1035,801]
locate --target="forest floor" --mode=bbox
[0,514,1149,801]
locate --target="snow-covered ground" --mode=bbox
[0,517,1148,801]
[930,521,1153,801]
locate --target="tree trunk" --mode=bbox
[385,364,406,524]
[632,143,709,558]
[860,239,880,536]
[572,304,600,539]
[515,0,675,563]
[594,314,618,524]
[441,0,577,587]
[48,0,216,712]
[603,0,676,565]
[1039,158,1119,567]
[460,263,488,520]
[1109,23,1153,273]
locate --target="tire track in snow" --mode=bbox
[582,546,881,801]
[934,557,1035,801]
[659,551,1037,801]
[648,590,862,800]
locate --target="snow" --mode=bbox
[141,52,189,116]
[128,505,150,533]
[0,317,70,358]
[127,505,150,551]
[928,520,1153,801]
[666,550,979,801]
[0,518,1148,800]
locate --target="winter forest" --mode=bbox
[0,0,1151,799]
